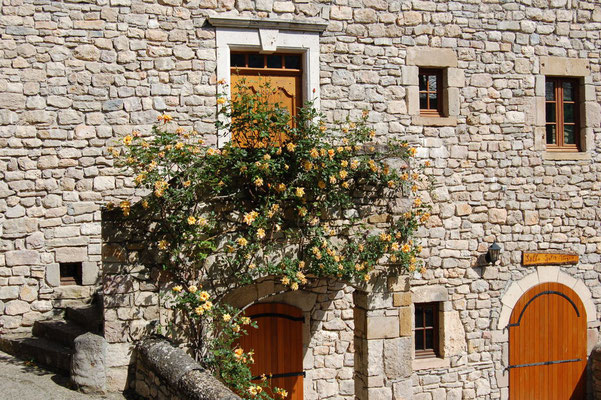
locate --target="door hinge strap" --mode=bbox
[507,358,582,370]
[253,371,305,380]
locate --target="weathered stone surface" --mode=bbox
[137,338,240,399]
[55,247,87,263]
[71,333,107,394]
[5,250,39,266]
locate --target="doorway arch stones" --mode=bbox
[498,266,597,343]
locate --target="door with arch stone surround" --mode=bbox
[508,282,586,399]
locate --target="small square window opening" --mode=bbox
[60,262,82,286]
[414,302,439,358]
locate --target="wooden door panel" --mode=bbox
[230,71,302,147]
[238,303,304,400]
[509,282,586,399]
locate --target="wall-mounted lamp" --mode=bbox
[485,242,501,264]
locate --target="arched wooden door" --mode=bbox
[239,303,304,400]
[509,282,586,399]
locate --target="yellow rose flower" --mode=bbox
[123,135,133,145]
[257,228,265,239]
[187,216,196,225]
[199,291,210,301]
[254,177,263,187]
[295,187,305,197]
[339,170,348,179]
[237,237,248,247]
[318,181,326,189]
[286,142,296,152]
[223,314,231,322]
[158,240,168,250]
[243,211,258,225]
[217,97,226,105]
[172,285,182,293]
[310,148,319,158]
[194,306,204,315]
[188,285,197,293]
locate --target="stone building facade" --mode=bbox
[2,0,601,399]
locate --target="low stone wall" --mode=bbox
[135,337,240,400]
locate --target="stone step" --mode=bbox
[0,334,73,375]
[65,304,103,333]
[32,320,89,348]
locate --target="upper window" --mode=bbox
[419,69,443,117]
[230,52,303,147]
[545,78,579,151]
[414,302,439,358]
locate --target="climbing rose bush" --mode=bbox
[114,82,431,399]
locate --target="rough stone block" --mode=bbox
[367,316,399,339]
[407,47,458,67]
[71,333,107,394]
[6,250,40,266]
[399,307,412,337]
[82,261,99,285]
[55,247,87,263]
[393,292,412,307]
[46,263,60,287]
[540,56,590,76]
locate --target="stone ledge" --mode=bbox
[542,151,591,161]
[412,116,458,127]
[137,337,241,400]
[208,16,328,32]
[412,356,450,371]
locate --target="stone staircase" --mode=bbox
[0,301,103,375]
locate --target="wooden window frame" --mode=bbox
[419,69,443,117]
[230,52,303,77]
[545,77,580,152]
[414,302,440,359]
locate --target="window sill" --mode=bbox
[412,115,457,127]
[412,356,450,371]
[542,151,590,161]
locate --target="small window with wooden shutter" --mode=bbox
[414,302,440,358]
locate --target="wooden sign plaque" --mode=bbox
[522,252,579,266]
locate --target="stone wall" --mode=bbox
[3,0,601,398]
